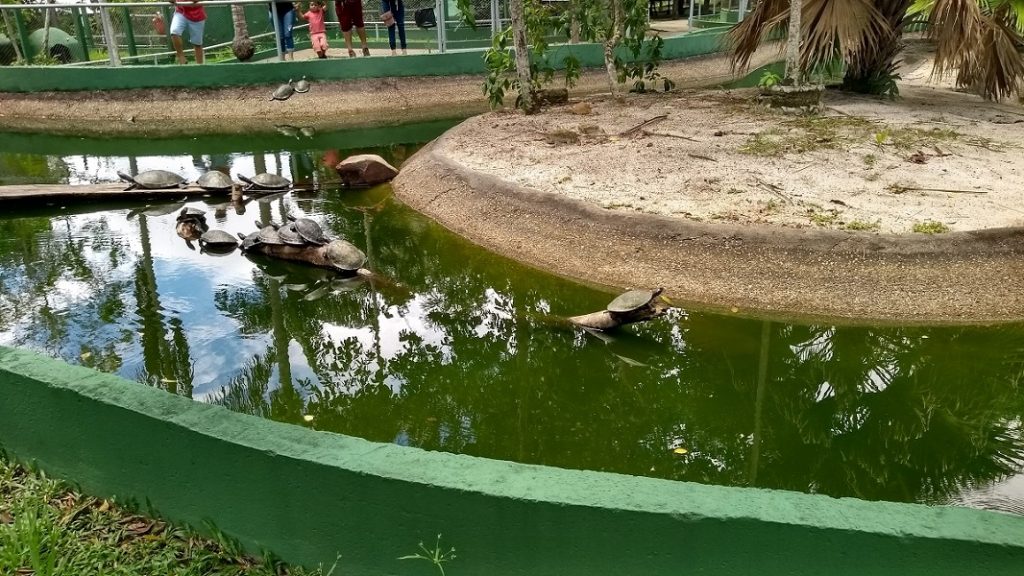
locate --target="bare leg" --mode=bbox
[193,45,204,64]
[357,27,369,54]
[171,35,186,64]
[343,29,355,56]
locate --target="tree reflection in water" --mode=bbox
[0,146,1021,514]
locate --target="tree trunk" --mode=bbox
[569,0,580,44]
[603,0,625,97]
[840,0,911,95]
[568,290,671,331]
[42,0,54,59]
[2,11,24,62]
[509,0,535,112]
[783,0,802,85]
[231,4,255,61]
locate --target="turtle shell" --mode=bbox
[606,289,660,313]
[199,229,238,248]
[122,170,186,189]
[238,231,261,251]
[290,217,329,245]
[240,173,292,190]
[271,80,295,101]
[325,240,366,272]
[177,206,206,220]
[257,225,286,246]
[196,171,234,191]
[277,223,307,246]
[294,76,310,94]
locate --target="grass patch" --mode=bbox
[807,207,841,227]
[863,153,877,167]
[911,220,950,234]
[0,457,334,576]
[845,220,881,232]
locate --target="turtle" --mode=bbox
[117,170,186,191]
[255,222,286,246]
[287,215,330,245]
[277,222,308,246]
[196,171,234,192]
[237,231,262,252]
[177,206,207,222]
[606,288,665,315]
[270,79,295,101]
[299,127,316,138]
[294,76,311,94]
[325,240,367,273]
[198,229,238,254]
[275,124,301,138]
[238,173,292,192]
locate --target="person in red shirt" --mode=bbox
[169,0,206,64]
[296,1,329,58]
[334,0,370,58]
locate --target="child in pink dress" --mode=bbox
[297,1,329,58]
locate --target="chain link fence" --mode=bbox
[0,0,512,66]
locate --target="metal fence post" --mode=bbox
[13,9,33,62]
[72,7,90,61]
[270,5,284,61]
[98,5,121,65]
[122,7,138,57]
[434,0,444,53]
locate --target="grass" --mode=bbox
[807,207,841,227]
[912,221,951,234]
[0,457,335,576]
[845,219,881,232]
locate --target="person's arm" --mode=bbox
[295,6,308,20]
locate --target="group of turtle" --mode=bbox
[174,207,368,274]
[271,76,312,102]
[117,169,293,193]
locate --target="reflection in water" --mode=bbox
[0,129,1022,516]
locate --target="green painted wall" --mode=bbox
[1,345,1024,576]
[0,30,729,93]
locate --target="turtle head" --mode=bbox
[116,171,134,182]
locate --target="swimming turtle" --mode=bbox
[198,229,238,255]
[277,222,308,246]
[196,171,234,192]
[287,215,330,245]
[606,288,665,314]
[177,206,207,221]
[238,173,292,192]
[325,240,367,273]
[270,79,295,101]
[117,170,186,191]
[294,76,311,94]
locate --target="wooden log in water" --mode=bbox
[0,184,315,203]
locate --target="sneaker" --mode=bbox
[362,47,370,57]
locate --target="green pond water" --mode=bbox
[1,121,1023,516]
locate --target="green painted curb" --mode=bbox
[1,345,1023,575]
[0,30,729,93]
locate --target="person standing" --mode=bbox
[380,0,405,55]
[269,1,297,60]
[333,0,370,58]
[169,0,206,64]
[296,1,329,58]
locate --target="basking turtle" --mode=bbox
[325,240,367,273]
[255,222,286,246]
[270,79,295,101]
[238,173,292,192]
[196,171,234,192]
[277,222,307,246]
[117,170,186,191]
[275,124,300,138]
[198,229,238,254]
[294,76,311,94]
[237,231,262,252]
[606,288,665,315]
[287,215,329,245]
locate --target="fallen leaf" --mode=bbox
[673,447,689,455]
[80,351,92,361]
[98,500,110,513]
[303,415,314,422]
[730,307,739,313]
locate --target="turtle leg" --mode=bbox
[123,184,136,191]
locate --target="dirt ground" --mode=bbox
[0,45,780,137]
[443,86,1024,235]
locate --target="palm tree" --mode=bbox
[509,0,535,112]
[231,3,255,61]
[729,0,1024,100]
[783,0,803,85]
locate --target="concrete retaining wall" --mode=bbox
[0,29,728,93]
[2,345,1024,575]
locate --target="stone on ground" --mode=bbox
[335,154,399,187]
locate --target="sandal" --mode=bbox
[362,47,370,57]
[348,49,356,58]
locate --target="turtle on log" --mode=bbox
[117,170,186,191]
[239,173,292,192]
[568,288,672,331]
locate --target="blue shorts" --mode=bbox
[170,12,205,45]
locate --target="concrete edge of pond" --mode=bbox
[392,134,1024,325]
[2,345,1024,576]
